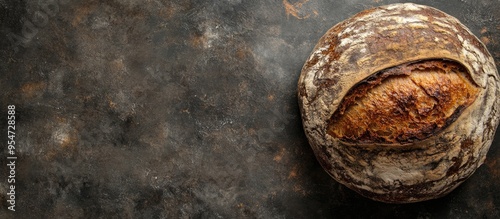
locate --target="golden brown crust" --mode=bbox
[327,59,480,144]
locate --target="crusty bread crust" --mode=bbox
[298,3,500,203]
[328,59,480,144]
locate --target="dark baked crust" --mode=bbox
[327,59,480,144]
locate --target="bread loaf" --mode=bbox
[297,3,500,203]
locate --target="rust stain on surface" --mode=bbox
[190,33,204,48]
[21,82,47,99]
[273,147,286,162]
[292,184,308,196]
[267,94,275,101]
[288,165,298,178]
[236,48,247,60]
[71,2,98,27]
[480,27,488,34]
[283,0,313,19]
[480,36,491,45]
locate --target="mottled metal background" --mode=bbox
[1,0,499,218]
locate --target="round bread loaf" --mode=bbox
[297,3,500,203]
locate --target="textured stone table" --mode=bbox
[1,0,499,218]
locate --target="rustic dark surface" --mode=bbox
[0,0,499,218]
